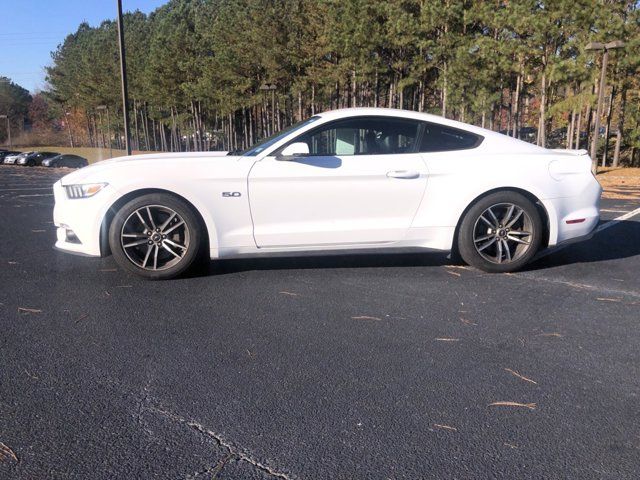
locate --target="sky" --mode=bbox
[1,0,168,93]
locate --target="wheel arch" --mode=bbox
[99,188,215,257]
[450,186,551,260]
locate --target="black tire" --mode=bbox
[108,193,203,279]
[457,191,543,273]
[26,160,35,167]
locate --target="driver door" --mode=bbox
[248,116,428,248]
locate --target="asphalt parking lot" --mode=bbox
[1,166,639,479]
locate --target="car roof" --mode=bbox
[315,107,498,139]
[313,107,544,153]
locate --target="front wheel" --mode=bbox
[457,191,543,273]
[108,193,203,279]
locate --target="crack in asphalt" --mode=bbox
[147,405,292,480]
[184,454,235,479]
[134,375,156,439]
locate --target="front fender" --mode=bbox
[103,185,221,258]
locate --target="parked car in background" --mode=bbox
[575,131,588,149]
[518,127,537,143]
[499,127,538,144]
[547,128,568,148]
[0,150,21,163]
[42,154,88,169]
[17,151,60,166]
[3,152,32,165]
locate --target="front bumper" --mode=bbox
[53,181,114,257]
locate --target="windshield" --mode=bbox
[240,116,320,156]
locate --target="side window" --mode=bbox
[292,117,420,156]
[420,123,482,152]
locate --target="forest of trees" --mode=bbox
[0,78,31,143]
[3,0,640,165]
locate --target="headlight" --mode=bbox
[64,183,108,199]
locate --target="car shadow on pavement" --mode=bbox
[527,220,640,271]
[187,220,640,277]
[194,250,454,276]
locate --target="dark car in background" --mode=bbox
[518,127,538,143]
[547,128,568,148]
[498,127,538,144]
[17,151,60,166]
[42,154,88,168]
[0,150,21,163]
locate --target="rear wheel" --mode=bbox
[109,193,203,279]
[457,191,542,273]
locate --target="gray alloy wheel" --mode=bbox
[120,204,190,271]
[109,193,203,279]
[458,191,542,273]
[472,203,534,264]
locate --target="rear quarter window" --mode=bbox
[420,123,483,152]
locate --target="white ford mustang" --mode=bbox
[53,108,601,279]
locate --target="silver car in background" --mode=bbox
[3,152,31,165]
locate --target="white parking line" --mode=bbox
[600,209,631,213]
[0,186,55,190]
[594,206,640,230]
[17,194,54,197]
[0,187,53,191]
[0,183,56,187]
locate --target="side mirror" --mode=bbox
[278,142,309,160]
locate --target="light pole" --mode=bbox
[585,40,624,173]
[260,83,277,135]
[96,110,105,148]
[0,115,10,148]
[64,110,75,148]
[116,0,132,155]
[97,105,113,158]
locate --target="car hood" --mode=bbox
[60,151,237,185]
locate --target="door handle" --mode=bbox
[386,170,420,179]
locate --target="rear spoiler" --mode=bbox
[549,149,588,156]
